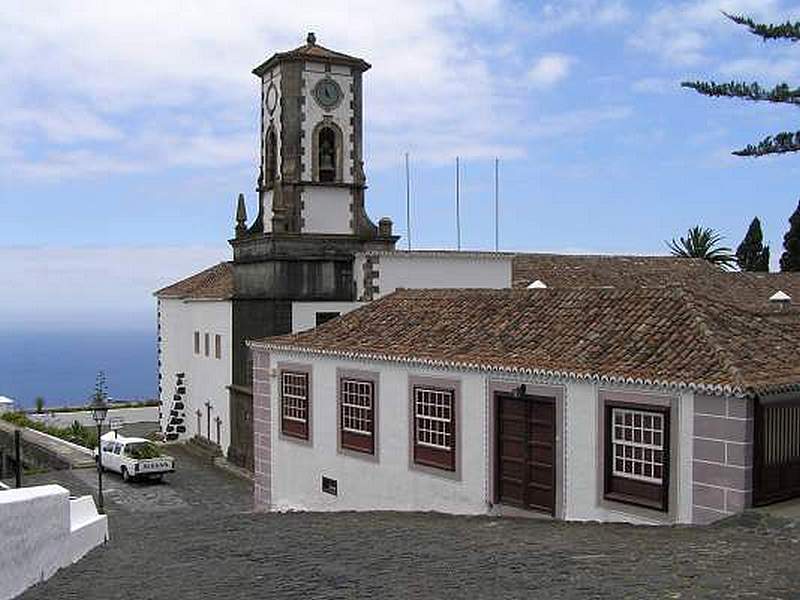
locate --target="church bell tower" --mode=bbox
[249,32,378,237]
[226,34,396,471]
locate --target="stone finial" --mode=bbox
[378,217,393,238]
[307,32,316,46]
[235,193,248,238]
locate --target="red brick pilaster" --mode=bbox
[252,348,272,510]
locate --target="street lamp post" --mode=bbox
[90,396,109,513]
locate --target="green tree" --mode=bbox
[780,200,800,271]
[90,371,109,404]
[682,13,800,157]
[667,226,736,269]
[736,217,770,271]
[34,396,45,413]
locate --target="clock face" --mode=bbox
[266,83,278,114]
[313,78,342,109]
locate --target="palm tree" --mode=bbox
[667,226,736,269]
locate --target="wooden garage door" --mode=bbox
[754,398,800,506]
[495,394,556,514]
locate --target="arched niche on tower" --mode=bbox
[264,125,278,188]
[311,118,344,183]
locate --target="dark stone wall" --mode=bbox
[232,299,292,388]
[0,428,72,472]
[235,259,354,301]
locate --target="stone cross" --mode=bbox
[205,401,213,440]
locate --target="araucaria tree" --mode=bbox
[781,200,800,271]
[91,371,109,404]
[667,226,736,269]
[736,217,770,271]
[682,12,800,157]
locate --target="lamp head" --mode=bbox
[90,397,109,424]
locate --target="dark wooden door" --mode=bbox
[754,399,800,506]
[495,394,556,514]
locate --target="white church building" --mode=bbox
[155,34,800,524]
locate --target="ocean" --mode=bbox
[0,329,157,409]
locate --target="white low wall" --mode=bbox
[28,406,158,429]
[0,485,108,600]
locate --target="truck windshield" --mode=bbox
[124,442,161,459]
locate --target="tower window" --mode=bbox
[318,127,336,182]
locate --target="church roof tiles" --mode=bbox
[154,262,233,300]
[252,34,371,76]
[253,284,800,397]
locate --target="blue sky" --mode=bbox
[1,0,799,330]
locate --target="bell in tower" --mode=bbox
[318,127,336,182]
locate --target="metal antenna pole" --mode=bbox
[456,156,461,251]
[405,152,411,251]
[494,157,499,252]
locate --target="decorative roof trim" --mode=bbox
[247,340,753,398]
[359,250,514,261]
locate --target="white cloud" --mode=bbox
[0,245,228,329]
[0,1,639,180]
[527,106,632,138]
[719,54,800,82]
[0,0,520,179]
[631,77,679,94]
[630,0,788,66]
[527,54,575,89]
[530,1,631,35]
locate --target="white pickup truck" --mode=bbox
[95,432,175,482]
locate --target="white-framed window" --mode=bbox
[414,387,454,451]
[193,331,200,355]
[341,379,373,435]
[214,334,222,359]
[281,371,309,439]
[204,332,210,357]
[339,378,375,454]
[611,407,665,484]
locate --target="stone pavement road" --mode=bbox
[16,447,800,600]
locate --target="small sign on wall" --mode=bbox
[322,476,338,496]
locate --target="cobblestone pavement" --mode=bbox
[16,449,800,599]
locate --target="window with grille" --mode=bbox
[413,386,456,471]
[340,378,374,454]
[281,371,310,439]
[605,403,669,511]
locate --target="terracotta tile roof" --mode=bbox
[253,285,800,396]
[154,262,233,300]
[511,253,719,289]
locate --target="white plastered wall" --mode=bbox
[354,252,514,300]
[300,61,354,235]
[0,485,108,600]
[302,62,353,183]
[265,350,696,524]
[301,187,352,234]
[561,383,694,524]
[270,354,489,514]
[291,301,364,333]
[158,298,232,454]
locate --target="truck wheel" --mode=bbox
[121,467,131,482]
[153,474,163,483]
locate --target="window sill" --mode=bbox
[604,491,666,512]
